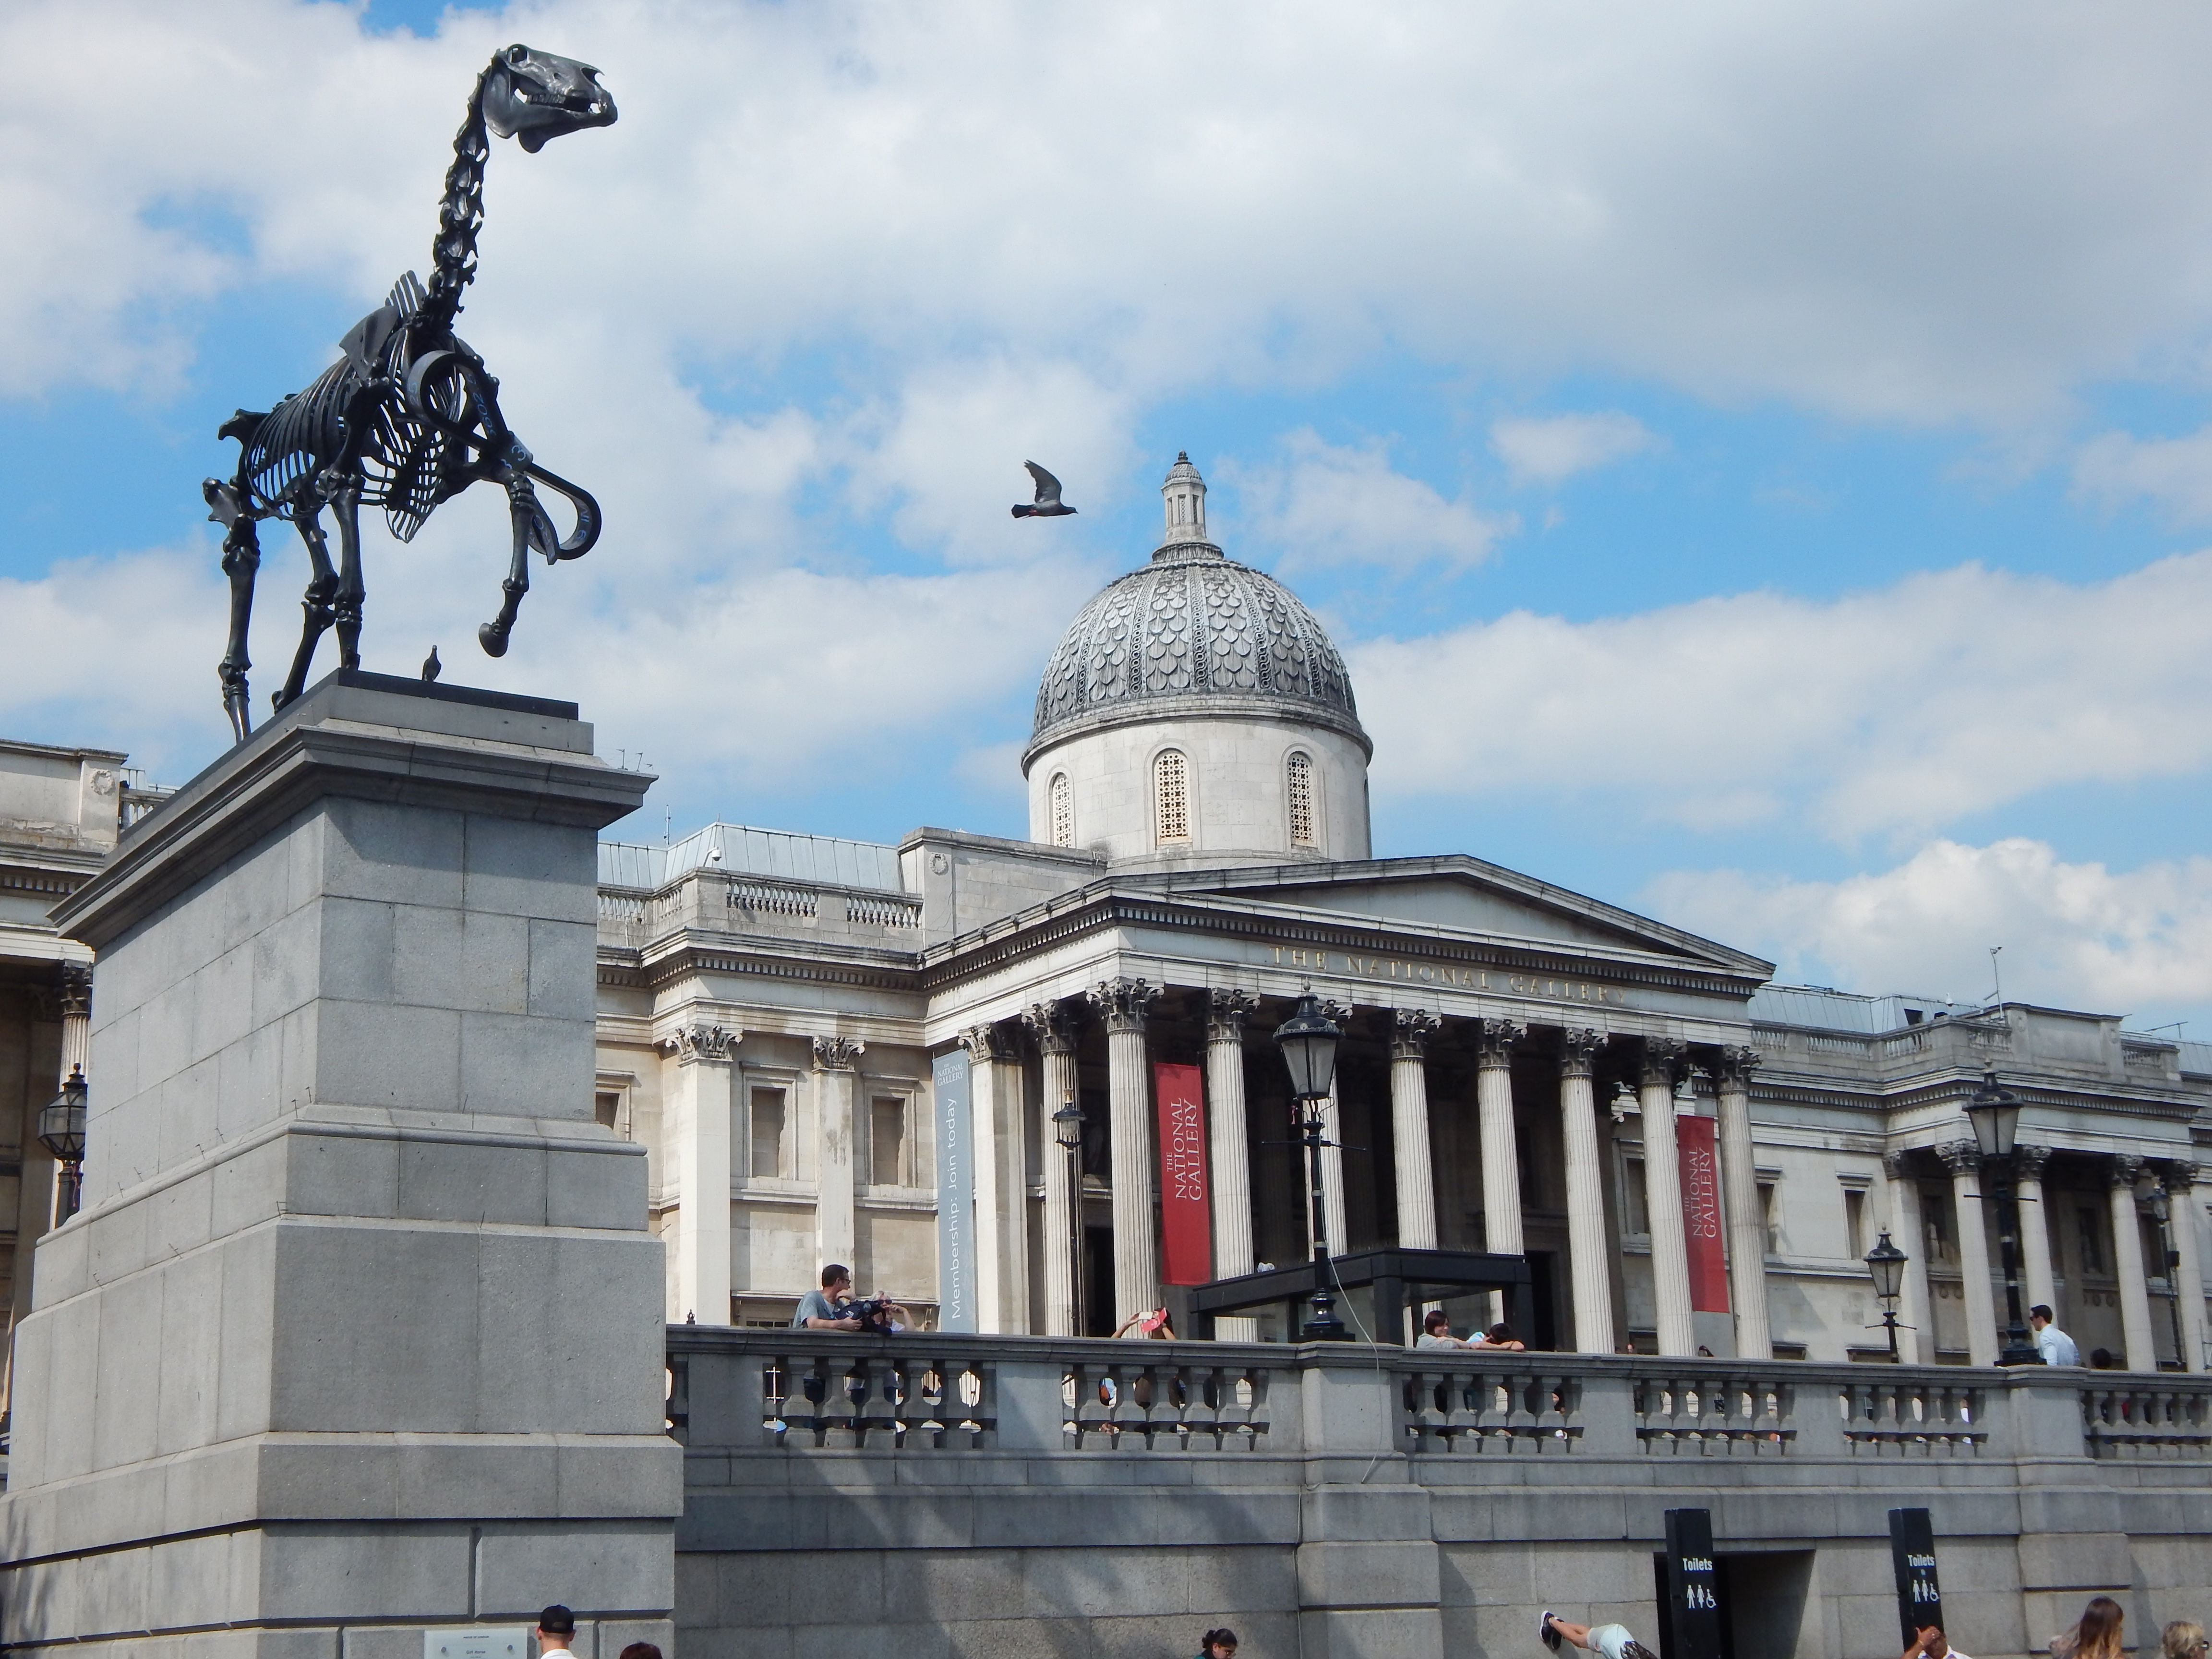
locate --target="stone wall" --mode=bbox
[669,1327,2212,1659]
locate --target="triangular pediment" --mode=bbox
[1146,855,1772,975]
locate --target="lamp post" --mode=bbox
[1052,1095,1087,1336]
[2147,1184,2186,1370]
[1863,1227,1909,1361]
[38,1065,88,1226]
[1274,992,1348,1342]
[1963,1068,2042,1367]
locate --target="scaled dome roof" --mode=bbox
[1027,455,1367,762]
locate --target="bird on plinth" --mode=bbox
[1011,461,1077,518]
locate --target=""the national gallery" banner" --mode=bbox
[1153,1062,1212,1286]
[1678,1113,1730,1313]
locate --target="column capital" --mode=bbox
[1715,1045,1762,1087]
[2012,1143,2053,1180]
[2107,1153,2146,1191]
[1639,1036,1685,1089]
[1391,1007,1442,1061]
[812,1035,865,1071]
[1087,977,1159,1034]
[1937,1140,1983,1178]
[2162,1159,2200,1194]
[58,961,91,1020]
[1022,998,1082,1056]
[957,1022,1018,1063]
[1205,987,1259,1044]
[1475,1017,1525,1067]
[660,1023,739,1064]
[1559,1027,1606,1077]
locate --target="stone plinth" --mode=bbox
[2,671,678,1659]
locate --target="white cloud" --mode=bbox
[2073,424,2212,523]
[1491,411,1661,486]
[1646,839,2212,1022]
[9,2,2212,421]
[1230,432,1512,573]
[1353,551,2212,840]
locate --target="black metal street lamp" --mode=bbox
[1052,1096,1088,1336]
[39,1066,88,1225]
[1863,1228,1909,1361]
[1274,993,1348,1342]
[1964,1068,2042,1367]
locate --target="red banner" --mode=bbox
[1154,1062,1212,1286]
[1678,1113,1731,1314]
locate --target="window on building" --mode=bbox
[595,1091,620,1130]
[1844,1187,1867,1260]
[2078,1206,2107,1275]
[871,1095,908,1187]
[1154,749,1190,843]
[1758,1180,1780,1253]
[1620,1153,1650,1237]
[751,1086,788,1179]
[1924,1188,1955,1264]
[1049,772,1074,847]
[1287,751,1316,846]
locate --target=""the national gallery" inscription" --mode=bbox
[1268,946,1630,1005]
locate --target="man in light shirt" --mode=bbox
[2030,1305,2080,1367]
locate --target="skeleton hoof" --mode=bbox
[478,621,510,657]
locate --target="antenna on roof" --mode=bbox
[1984,944,2004,1006]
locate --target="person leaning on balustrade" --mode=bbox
[2163,1623,2208,1659]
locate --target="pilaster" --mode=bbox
[1024,998,1083,1335]
[1087,978,1161,1323]
[1714,1044,1769,1359]
[958,1021,1027,1334]
[811,1034,864,1285]
[663,1023,739,1325]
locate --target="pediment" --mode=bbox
[1158,856,1771,975]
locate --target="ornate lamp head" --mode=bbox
[1274,992,1342,1104]
[1863,1228,1908,1304]
[1052,1096,1085,1152]
[1964,1067,2022,1162]
[482,45,618,152]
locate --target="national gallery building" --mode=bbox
[4,455,2210,1376]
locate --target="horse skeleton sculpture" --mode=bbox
[204,45,616,741]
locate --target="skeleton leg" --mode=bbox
[274,499,340,712]
[330,475,367,672]
[478,472,554,658]
[203,479,262,744]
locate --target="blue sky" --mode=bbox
[7,1,2212,1029]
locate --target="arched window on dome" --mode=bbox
[1049,772,1074,848]
[1153,749,1190,844]
[1287,751,1317,847]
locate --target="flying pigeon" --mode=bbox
[1012,461,1077,518]
[421,646,442,683]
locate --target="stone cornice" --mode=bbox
[914,880,1767,1003]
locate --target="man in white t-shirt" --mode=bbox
[1905,1623,1974,1659]
[536,1606,577,1659]
[2030,1305,2080,1367]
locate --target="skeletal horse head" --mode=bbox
[481,44,617,152]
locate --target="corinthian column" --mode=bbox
[1715,1046,1769,1359]
[1883,1151,1931,1366]
[1206,990,1260,1340]
[2164,1162,2208,1372]
[1476,1019,1526,1326]
[1559,1029,1614,1354]
[959,1022,1028,1334]
[2012,1143,2056,1316]
[1940,1142,1998,1366]
[2108,1155,2155,1372]
[1640,1039,1695,1356]
[1390,1009,1442,1252]
[661,1023,739,1325]
[812,1034,865,1294]
[1023,999,1082,1336]
[1088,978,1161,1323]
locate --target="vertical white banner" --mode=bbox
[933,1047,976,1332]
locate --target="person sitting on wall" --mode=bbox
[2029,1305,2080,1367]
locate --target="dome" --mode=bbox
[1024,454,1368,769]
